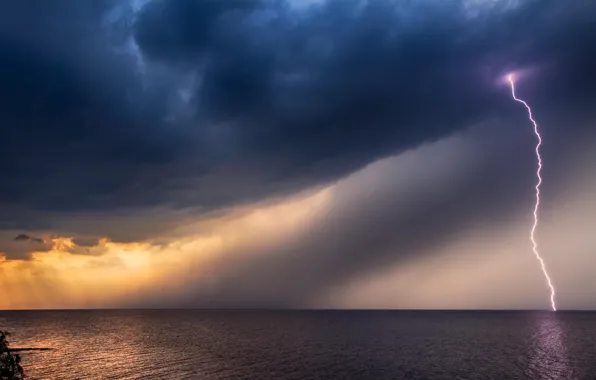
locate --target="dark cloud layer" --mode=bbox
[0,232,53,260]
[12,234,45,244]
[1,0,596,258]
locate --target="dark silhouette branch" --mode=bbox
[7,348,52,352]
[1,330,25,380]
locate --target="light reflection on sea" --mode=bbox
[2,310,596,380]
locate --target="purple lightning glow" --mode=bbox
[507,74,557,311]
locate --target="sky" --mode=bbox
[1,0,596,310]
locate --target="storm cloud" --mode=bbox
[1,0,596,266]
[129,117,579,308]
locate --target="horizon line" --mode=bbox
[2,308,595,312]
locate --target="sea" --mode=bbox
[1,310,595,379]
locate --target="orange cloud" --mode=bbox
[0,187,333,310]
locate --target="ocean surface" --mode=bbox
[1,310,595,379]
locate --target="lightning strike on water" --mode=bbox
[508,74,557,311]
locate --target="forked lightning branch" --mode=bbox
[507,74,557,312]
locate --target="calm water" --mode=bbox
[1,310,596,379]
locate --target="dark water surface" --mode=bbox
[1,310,595,379]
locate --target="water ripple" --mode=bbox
[1,311,596,379]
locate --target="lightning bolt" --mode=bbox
[508,74,557,311]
